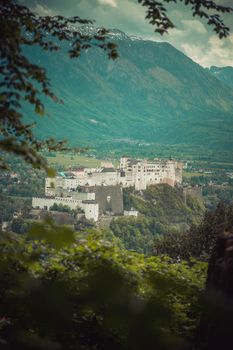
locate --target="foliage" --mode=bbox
[0,157,45,197]
[111,185,205,255]
[124,184,204,226]
[154,202,233,261]
[0,224,207,349]
[139,0,232,37]
[202,184,233,208]
[0,0,232,170]
[29,218,75,249]
[110,216,156,254]
[0,0,117,171]
[22,33,233,163]
[74,216,96,231]
[0,193,30,222]
[49,202,74,214]
[196,230,233,350]
[11,217,30,234]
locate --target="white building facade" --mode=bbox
[119,157,183,190]
[45,157,183,196]
[32,196,99,222]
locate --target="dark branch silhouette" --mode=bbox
[0,0,232,171]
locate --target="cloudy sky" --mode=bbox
[22,0,232,67]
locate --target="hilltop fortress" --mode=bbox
[32,157,183,222]
[45,157,183,195]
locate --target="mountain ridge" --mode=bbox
[23,28,233,160]
[208,66,233,89]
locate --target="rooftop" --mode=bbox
[69,166,85,171]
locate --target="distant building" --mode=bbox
[1,221,10,232]
[101,161,114,168]
[124,209,138,217]
[45,156,183,194]
[93,185,124,215]
[32,196,99,222]
[119,156,183,190]
[40,156,183,222]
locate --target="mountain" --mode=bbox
[24,28,233,160]
[208,66,233,89]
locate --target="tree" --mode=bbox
[0,224,207,349]
[50,203,73,213]
[74,216,96,231]
[0,0,117,171]
[154,202,233,261]
[11,217,30,234]
[197,230,233,350]
[139,0,232,37]
[0,0,232,171]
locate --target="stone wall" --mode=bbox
[93,185,124,215]
[32,197,99,222]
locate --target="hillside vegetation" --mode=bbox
[208,66,233,89]
[127,184,204,225]
[110,184,205,254]
[0,226,207,349]
[23,29,233,161]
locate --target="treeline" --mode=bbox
[0,194,31,222]
[110,184,204,254]
[0,226,206,350]
[154,202,233,261]
[0,156,45,198]
[123,184,204,226]
[1,203,233,349]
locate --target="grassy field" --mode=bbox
[46,153,231,173]
[183,171,210,179]
[46,153,107,169]
[190,161,233,171]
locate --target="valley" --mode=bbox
[1,2,233,349]
[22,28,233,164]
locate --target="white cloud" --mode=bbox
[97,0,117,7]
[181,34,233,67]
[22,0,232,67]
[181,20,207,34]
[33,3,57,16]
[181,43,207,65]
